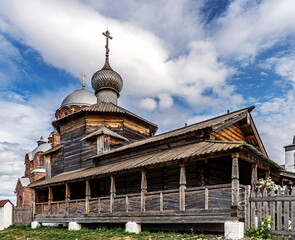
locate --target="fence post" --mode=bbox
[250,188,256,227]
[277,186,282,231]
[270,188,275,230]
[284,187,290,231]
[291,187,295,232]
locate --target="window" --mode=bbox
[39,156,44,167]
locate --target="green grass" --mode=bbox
[0,225,226,240]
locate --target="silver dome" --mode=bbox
[91,59,123,95]
[60,88,96,108]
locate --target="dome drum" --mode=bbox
[96,89,118,105]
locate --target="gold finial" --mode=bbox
[71,107,75,113]
[80,72,87,88]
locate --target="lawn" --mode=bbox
[0,226,226,240]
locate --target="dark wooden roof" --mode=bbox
[87,106,256,162]
[52,102,158,130]
[29,140,281,188]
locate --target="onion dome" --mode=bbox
[60,88,96,108]
[91,30,123,105]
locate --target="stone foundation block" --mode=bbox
[31,221,40,229]
[224,221,244,240]
[68,221,81,231]
[125,221,141,234]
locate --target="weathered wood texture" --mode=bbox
[14,206,32,226]
[247,186,295,237]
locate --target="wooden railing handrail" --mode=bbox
[185,183,232,192]
[68,199,85,203]
[50,200,66,204]
[146,189,179,195]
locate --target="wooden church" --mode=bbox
[28,31,294,234]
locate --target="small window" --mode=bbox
[39,156,44,167]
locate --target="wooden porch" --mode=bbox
[34,183,246,224]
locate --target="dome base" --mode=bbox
[96,89,118,105]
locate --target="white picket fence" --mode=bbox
[245,185,295,238]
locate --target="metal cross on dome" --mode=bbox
[102,30,113,58]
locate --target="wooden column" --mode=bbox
[65,183,70,215]
[110,176,116,213]
[251,163,257,188]
[231,153,239,207]
[85,179,91,214]
[179,163,186,211]
[141,170,147,212]
[265,167,270,179]
[48,186,53,214]
[32,189,36,216]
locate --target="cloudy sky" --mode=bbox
[1,0,295,202]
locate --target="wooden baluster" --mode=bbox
[231,153,239,207]
[65,183,70,215]
[257,190,262,227]
[141,170,147,212]
[270,188,275,230]
[277,187,282,231]
[205,188,209,210]
[262,188,268,220]
[110,176,116,213]
[98,198,100,214]
[245,185,251,230]
[284,187,289,231]
[160,192,163,212]
[125,196,129,212]
[179,162,186,211]
[85,179,91,215]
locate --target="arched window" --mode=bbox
[39,156,44,167]
[17,196,23,206]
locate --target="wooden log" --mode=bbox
[179,163,186,211]
[284,187,289,232]
[141,170,147,212]
[277,187,282,231]
[110,176,116,213]
[291,187,295,231]
[270,188,275,230]
[85,179,91,215]
[231,153,239,207]
[205,188,209,210]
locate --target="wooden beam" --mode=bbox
[65,183,70,215]
[141,170,147,212]
[110,176,116,213]
[231,153,239,207]
[85,179,91,215]
[48,186,53,214]
[179,162,186,211]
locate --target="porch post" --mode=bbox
[231,153,239,207]
[65,182,70,215]
[85,179,91,214]
[110,175,116,213]
[141,170,147,212]
[48,186,53,214]
[265,167,270,179]
[251,163,257,188]
[179,162,186,211]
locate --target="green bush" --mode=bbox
[246,218,274,239]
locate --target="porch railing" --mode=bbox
[35,183,242,215]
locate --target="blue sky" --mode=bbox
[1,0,295,202]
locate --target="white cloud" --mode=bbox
[213,0,295,61]
[139,97,157,112]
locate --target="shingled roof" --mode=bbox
[29,139,282,188]
[87,106,256,161]
[0,199,12,207]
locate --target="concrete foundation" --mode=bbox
[224,221,244,240]
[68,221,81,231]
[125,221,141,234]
[31,221,40,229]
